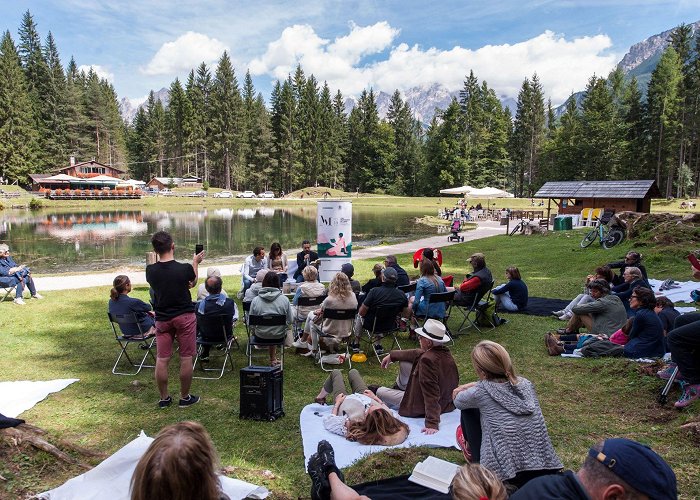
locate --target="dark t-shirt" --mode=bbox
[509,471,590,500]
[658,307,680,332]
[146,260,196,321]
[362,283,408,332]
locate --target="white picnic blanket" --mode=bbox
[39,431,268,500]
[649,279,699,304]
[0,379,79,418]
[300,403,460,469]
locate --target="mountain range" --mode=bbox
[119,20,699,127]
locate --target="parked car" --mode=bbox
[214,190,233,198]
[159,188,174,196]
[236,190,257,198]
[187,190,207,197]
[258,191,275,199]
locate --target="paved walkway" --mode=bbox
[34,220,506,292]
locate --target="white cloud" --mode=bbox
[249,23,618,105]
[142,31,228,76]
[77,64,114,82]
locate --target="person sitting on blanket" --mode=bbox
[607,251,648,286]
[657,264,700,408]
[492,266,528,312]
[552,265,614,321]
[307,440,507,500]
[314,369,409,445]
[611,266,651,317]
[655,296,680,337]
[510,438,676,500]
[108,275,156,339]
[451,253,492,306]
[373,319,458,435]
[556,279,627,338]
[0,243,43,305]
[131,421,230,500]
[547,288,664,358]
[453,341,562,489]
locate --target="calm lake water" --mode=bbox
[0,205,435,274]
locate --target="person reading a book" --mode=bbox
[452,340,562,489]
[314,369,409,445]
[374,319,459,435]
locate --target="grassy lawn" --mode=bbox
[2,229,700,498]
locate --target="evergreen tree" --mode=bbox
[64,57,90,160]
[41,32,69,165]
[165,78,190,176]
[422,99,467,195]
[542,95,582,181]
[0,31,37,182]
[510,74,546,195]
[620,77,646,179]
[187,63,213,181]
[144,91,166,177]
[387,90,423,195]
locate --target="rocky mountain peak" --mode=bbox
[619,20,700,73]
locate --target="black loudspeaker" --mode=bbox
[239,366,284,421]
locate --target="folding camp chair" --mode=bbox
[657,365,680,405]
[193,311,237,380]
[414,290,456,343]
[107,312,156,376]
[316,307,357,371]
[247,313,289,369]
[398,282,417,295]
[293,295,326,340]
[451,280,495,334]
[1,283,17,302]
[360,304,405,362]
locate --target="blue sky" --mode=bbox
[2,1,699,107]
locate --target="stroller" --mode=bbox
[448,219,464,242]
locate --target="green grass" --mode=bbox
[2,229,700,498]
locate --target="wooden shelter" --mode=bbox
[534,180,661,220]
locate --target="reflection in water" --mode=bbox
[1,206,434,273]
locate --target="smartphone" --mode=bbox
[195,244,204,255]
[688,253,700,270]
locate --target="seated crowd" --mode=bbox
[100,231,693,500]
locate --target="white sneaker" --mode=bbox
[558,312,572,321]
[14,297,26,305]
[292,340,309,349]
[31,293,44,299]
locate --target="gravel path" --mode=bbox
[33,220,505,292]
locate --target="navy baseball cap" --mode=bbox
[341,263,354,277]
[382,267,398,282]
[589,438,677,500]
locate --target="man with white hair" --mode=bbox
[0,244,43,305]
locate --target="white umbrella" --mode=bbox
[43,173,81,182]
[467,187,514,198]
[439,185,475,195]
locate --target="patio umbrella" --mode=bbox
[43,173,81,182]
[467,187,514,198]
[439,185,475,195]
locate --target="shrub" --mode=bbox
[202,181,210,191]
[29,197,43,210]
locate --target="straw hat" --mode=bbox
[415,319,450,344]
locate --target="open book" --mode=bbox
[407,456,461,494]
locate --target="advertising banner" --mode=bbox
[317,200,352,282]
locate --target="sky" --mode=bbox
[2,1,700,108]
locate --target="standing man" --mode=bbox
[241,246,266,295]
[295,240,318,282]
[146,231,203,409]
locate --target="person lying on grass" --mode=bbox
[552,265,613,321]
[314,369,409,445]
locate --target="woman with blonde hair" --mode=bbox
[453,341,562,488]
[315,369,409,445]
[303,272,358,357]
[131,421,229,500]
[451,463,507,500]
[291,265,327,348]
[108,275,155,338]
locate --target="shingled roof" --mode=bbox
[534,180,661,199]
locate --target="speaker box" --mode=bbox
[239,365,284,421]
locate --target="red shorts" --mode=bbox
[155,312,196,358]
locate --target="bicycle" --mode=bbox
[509,218,531,236]
[580,215,626,249]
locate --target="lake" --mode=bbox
[0,205,436,274]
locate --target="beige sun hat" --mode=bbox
[415,319,450,344]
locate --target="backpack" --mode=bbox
[476,301,497,327]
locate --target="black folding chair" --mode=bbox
[293,295,326,340]
[414,290,456,343]
[398,282,417,294]
[451,280,495,333]
[107,312,156,376]
[360,304,405,362]
[193,311,237,380]
[247,313,289,369]
[316,307,357,371]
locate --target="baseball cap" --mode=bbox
[341,263,354,278]
[588,438,677,500]
[382,267,398,282]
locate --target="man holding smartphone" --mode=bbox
[146,231,204,409]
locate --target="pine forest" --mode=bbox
[2,12,700,198]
